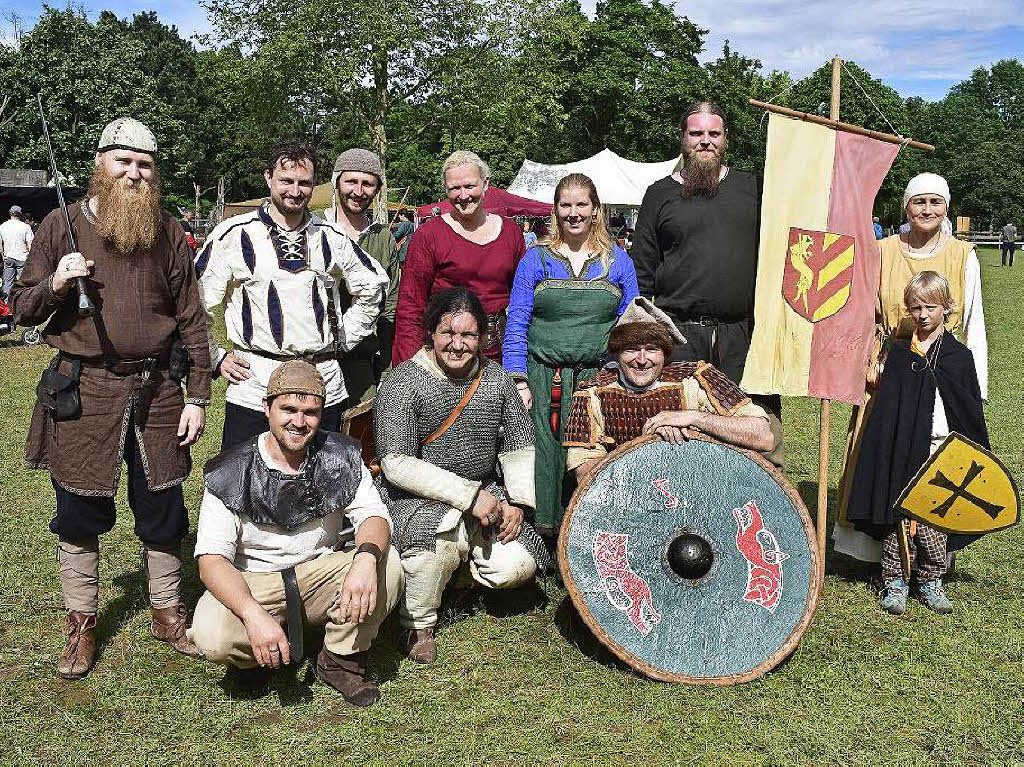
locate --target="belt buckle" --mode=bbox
[141,357,156,380]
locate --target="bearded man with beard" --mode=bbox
[322,149,399,401]
[631,101,760,385]
[10,118,212,679]
[630,101,782,463]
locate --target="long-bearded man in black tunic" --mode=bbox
[631,100,759,383]
[631,99,781,458]
[374,287,549,665]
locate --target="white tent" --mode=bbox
[507,148,679,206]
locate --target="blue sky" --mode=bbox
[4,0,1023,102]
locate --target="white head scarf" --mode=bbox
[902,172,950,210]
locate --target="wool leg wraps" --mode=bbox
[141,543,185,609]
[58,538,100,614]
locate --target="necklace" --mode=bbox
[902,230,943,256]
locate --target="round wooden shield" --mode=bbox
[558,435,822,685]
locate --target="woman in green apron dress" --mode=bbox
[503,173,639,536]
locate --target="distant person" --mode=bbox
[1,205,34,298]
[180,210,198,254]
[522,219,537,249]
[1002,221,1017,268]
[873,216,884,240]
[392,210,414,265]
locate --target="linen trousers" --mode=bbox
[188,547,403,668]
[398,511,537,629]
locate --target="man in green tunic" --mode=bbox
[323,148,399,401]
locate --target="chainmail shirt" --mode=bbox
[375,349,550,568]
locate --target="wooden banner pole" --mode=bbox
[813,56,844,570]
[748,99,935,152]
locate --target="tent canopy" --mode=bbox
[416,186,551,218]
[507,148,678,206]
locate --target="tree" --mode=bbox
[0,7,237,208]
[927,61,1024,228]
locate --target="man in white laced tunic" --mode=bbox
[196,141,388,449]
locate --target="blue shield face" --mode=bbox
[560,436,821,684]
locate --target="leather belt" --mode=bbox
[245,349,337,365]
[484,312,506,351]
[282,566,304,664]
[75,350,170,376]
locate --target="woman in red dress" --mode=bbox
[392,151,525,364]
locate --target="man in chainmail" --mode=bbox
[375,287,548,664]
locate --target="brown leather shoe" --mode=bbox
[57,611,97,680]
[314,648,380,707]
[151,604,201,658]
[399,627,437,664]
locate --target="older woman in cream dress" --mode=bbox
[833,172,988,562]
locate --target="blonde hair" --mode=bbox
[538,173,615,270]
[904,270,955,316]
[441,150,490,188]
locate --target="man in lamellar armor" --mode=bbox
[565,297,779,478]
[188,361,403,706]
[374,287,550,665]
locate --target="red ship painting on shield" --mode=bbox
[593,530,663,636]
[733,500,790,613]
[782,227,856,322]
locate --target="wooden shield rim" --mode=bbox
[557,433,823,686]
[895,432,1021,535]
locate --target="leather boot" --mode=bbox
[57,611,97,680]
[399,626,437,664]
[314,648,380,707]
[151,604,202,657]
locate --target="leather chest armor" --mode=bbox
[563,361,752,448]
[204,431,365,529]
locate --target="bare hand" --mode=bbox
[496,501,524,544]
[219,351,251,383]
[643,410,698,434]
[177,403,206,447]
[52,252,94,296]
[653,425,690,444]
[243,605,290,668]
[469,489,502,528]
[336,553,379,624]
[517,383,533,410]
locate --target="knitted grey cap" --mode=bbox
[97,117,158,154]
[332,148,383,180]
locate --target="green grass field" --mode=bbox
[1,247,1022,765]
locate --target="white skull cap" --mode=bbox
[97,117,158,155]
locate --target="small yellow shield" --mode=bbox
[895,433,1020,535]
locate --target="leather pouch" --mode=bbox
[36,354,81,421]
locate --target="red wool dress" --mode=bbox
[392,215,525,364]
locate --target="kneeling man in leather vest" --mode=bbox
[188,360,403,706]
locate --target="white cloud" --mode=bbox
[676,0,1024,96]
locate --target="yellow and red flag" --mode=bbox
[741,113,899,405]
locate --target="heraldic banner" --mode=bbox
[741,113,900,405]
